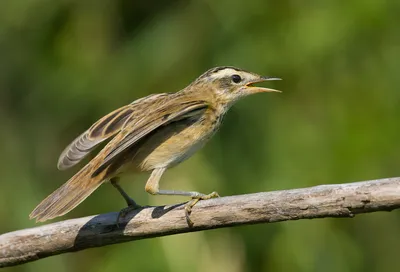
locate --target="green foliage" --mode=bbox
[1,0,400,271]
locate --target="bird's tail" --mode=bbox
[30,164,107,222]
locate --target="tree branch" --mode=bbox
[1,177,400,267]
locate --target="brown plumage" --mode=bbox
[30,66,281,225]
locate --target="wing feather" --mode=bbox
[57,93,170,170]
[91,100,209,176]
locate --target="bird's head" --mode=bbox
[190,66,281,106]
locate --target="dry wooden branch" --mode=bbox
[1,177,400,268]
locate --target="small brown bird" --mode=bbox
[30,66,280,225]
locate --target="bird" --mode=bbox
[29,66,281,226]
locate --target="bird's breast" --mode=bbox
[132,110,222,171]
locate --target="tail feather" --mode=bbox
[30,165,106,222]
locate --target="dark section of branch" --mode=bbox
[1,177,400,268]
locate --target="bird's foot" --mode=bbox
[184,191,220,227]
[116,200,142,227]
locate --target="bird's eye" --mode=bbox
[231,74,242,83]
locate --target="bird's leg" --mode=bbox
[145,168,220,227]
[111,177,140,207]
[111,177,141,226]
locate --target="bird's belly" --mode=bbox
[132,118,216,171]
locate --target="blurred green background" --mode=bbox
[1,0,400,271]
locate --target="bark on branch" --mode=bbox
[1,177,400,268]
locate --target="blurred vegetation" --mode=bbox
[1,0,400,271]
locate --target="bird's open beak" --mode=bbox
[245,76,282,93]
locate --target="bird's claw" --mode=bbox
[185,191,220,227]
[116,203,142,228]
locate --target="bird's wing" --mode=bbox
[57,93,170,170]
[91,99,209,176]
